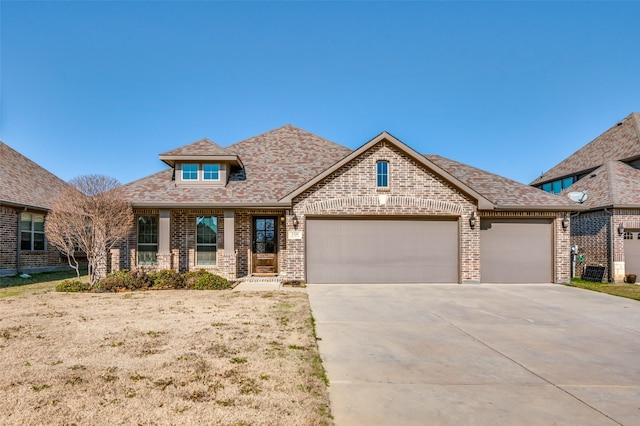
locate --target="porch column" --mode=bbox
[157,209,172,269]
[222,209,237,279]
[224,209,235,253]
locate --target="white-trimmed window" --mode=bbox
[196,216,217,265]
[137,216,158,265]
[203,164,220,181]
[20,213,45,251]
[377,161,389,188]
[182,163,198,181]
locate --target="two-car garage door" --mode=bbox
[306,218,458,284]
[306,217,555,284]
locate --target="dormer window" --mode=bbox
[377,161,389,188]
[182,163,198,181]
[203,164,220,181]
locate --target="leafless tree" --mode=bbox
[46,175,134,285]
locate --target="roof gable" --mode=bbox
[0,141,70,210]
[428,154,579,211]
[532,112,640,185]
[281,131,495,209]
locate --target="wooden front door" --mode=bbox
[252,217,278,275]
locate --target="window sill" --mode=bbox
[376,187,391,193]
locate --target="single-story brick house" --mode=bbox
[0,141,70,276]
[118,125,578,284]
[531,112,640,282]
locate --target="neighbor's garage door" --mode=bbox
[480,218,553,283]
[623,231,640,276]
[306,218,458,284]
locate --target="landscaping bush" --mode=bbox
[149,269,184,289]
[181,269,231,290]
[95,269,151,292]
[55,279,90,293]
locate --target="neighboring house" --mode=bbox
[118,125,577,284]
[0,141,70,276]
[531,112,640,282]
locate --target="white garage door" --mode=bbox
[306,218,459,284]
[480,218,553,283]
[623,231,640,276]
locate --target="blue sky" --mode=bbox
[2,1,639,185]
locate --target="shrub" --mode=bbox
[56,279,90,293]
[95,274,126,292]
[127,269,152,290]
[149,270,184,289]
[95,269,150,292]
[181,270,231,290]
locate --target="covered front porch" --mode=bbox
[110,208,294,280]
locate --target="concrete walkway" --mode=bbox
[307,284,640,426]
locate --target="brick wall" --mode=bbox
[571,211,610,279]
[1,205,67,275]
[291,141,479,282]
[0,206,18,273]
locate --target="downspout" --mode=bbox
[604,208,615,282]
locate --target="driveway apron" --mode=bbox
[307,284,640,426]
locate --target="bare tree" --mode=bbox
[46,175,134,285]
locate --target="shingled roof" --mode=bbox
[0,141,70,210]
[427,154,578,210]
[122,125,352,207]
[159,138,243,167]
[558,160,640,210]
[531,112,640,185]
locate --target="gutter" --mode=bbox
[130,202,292,209]
[490,204,587,212]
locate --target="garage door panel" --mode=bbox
[307,218,458,284]
[480,219,552,283]
[624,232,640,276]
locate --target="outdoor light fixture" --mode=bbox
[469,211,477,229]
[562,213,569,229]
[292,214,299,228]
[618,223,625,236]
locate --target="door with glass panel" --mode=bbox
[252,217,278,274]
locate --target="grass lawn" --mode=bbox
[0,269,88,299]
[0,273,332,425]
[567,278,640,301]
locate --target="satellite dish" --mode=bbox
[567,191,588,203]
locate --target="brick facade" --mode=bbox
[290,141,480,282]
[571,211,611,280]
[112,139,572,284]
[0,205,67,276]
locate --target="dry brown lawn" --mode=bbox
[0,289,332,425]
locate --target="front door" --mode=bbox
[252,217,278,274]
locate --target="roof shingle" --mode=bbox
[0,141,70,210]
[531,112,640,185]
[427,154,577,209]
[559,160,640,209]
[122,125,352,206]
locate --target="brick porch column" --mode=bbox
[223,209,237,278]
[157,209,172,270]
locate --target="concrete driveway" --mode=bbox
[307,284,640,426]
